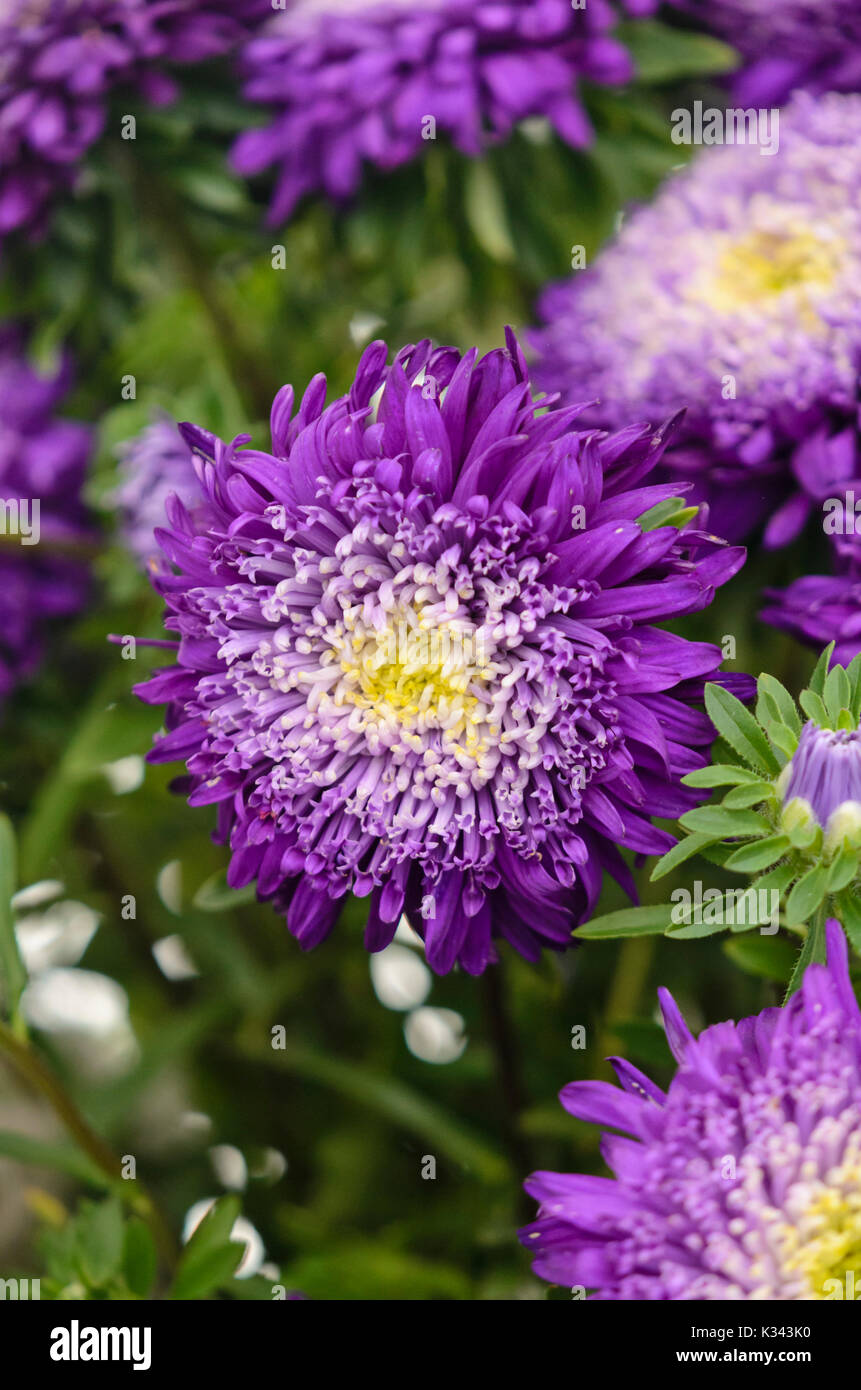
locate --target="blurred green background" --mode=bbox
[0,23,828,1300]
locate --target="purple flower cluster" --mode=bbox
[113,415,215,575]
[0,327,91,706]
[673,0,861,106]
[521,919,861,1299]
[533,91,861,549]
[231,0,634,224]
[134,331,744,974]
[0,0,271,242]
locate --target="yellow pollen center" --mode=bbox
[782,1154,861,1299]
[692,225,843,322]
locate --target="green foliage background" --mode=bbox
[0,19,842,1300]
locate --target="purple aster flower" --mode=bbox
[521,919,861,1299]
[0,326,91,706]
[763,569,861,668]
[231,0,634,225]
[671,0,861,106]
[0,0,271,242]
[780,721,861,850]
[532,91,861,547]
[133,330,745,974]
[113,415,217,574]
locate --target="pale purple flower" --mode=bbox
[532,91,861,546]
[114,415,216,574]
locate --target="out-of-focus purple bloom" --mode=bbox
[231,0,635,225]
[114,415,216,574]
[763,568,861,669]
[532,91,861,547]
[521,919,861,1299]
[0,327,91,705]
[672,0,861,106]
[0,0,271,242]
[133,330,746,974]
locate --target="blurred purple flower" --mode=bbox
[521,919,861,1299]
[231,0,635,224]
[673,0,861,106]
[114,415,216,574]
[133,331,745,974]
[0,0,271,241]
[532,91,861,548]
[0,327,91,706]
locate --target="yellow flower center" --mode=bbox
[690,221,844,326]
[783,1153,861,1299]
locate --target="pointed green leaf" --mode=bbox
[824,665,851,725]
[650,831,716,882]
[799,689,828,727]
[721,781,773,810]
[0,815,26,1018]
[679,807,769,838]
[784,913,828,1000]
[723,835,790,873]
[808,644,835,698]
[827,846,858,896]
[835,891,861,953]
[763,722,798,760]
[575,905,674,939]
[681,765,763,788]
[704,684,781,776]
[785,865,830,926]
[756,674,802,737]
[123,1218,158,1299]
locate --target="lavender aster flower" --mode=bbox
[672,0,861,106]
[0,327,91,705]
[521,919,861,1299]
[133,331,745,974]
[532,91,861,546]
[780,721,861,851]
[231,0,634,224]
[0,0,271,241]
[114,415,216,574]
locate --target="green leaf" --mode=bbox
[0,815,26,1018]
[665,914,728,940]
[636,497,698,532]
[650,831,716,882]
[756,674,802,738]
[827,846,858,896]
[808,644,835,698]
[824,665,851,725]
[79,1197,125,1288]
[192,869,258,912]
[835,891,861,953]
[723,934,797,982]
[763,722,798,761]
[785,865,830,927]
[721,781,773,809]
[748,861,796,901]
[172,1195,244,1300]
[574,904,674,939]
[463,163,515,263]
[799,689,829,727]
[847,653,861,720]
[123,1219,158,1299]
[784,913,828,1000]
[724,835,790,873]
[681,765,763,789]
[617,18,739,83]
[679,807,769,838]
[704,684,781,776]
[0,1131,109,1187]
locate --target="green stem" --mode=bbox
[480,962,532,1191]
[596,935,656,1074]
[0,1020,177,1271]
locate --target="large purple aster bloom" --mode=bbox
[0,327,91,705]
[672,0,861,106]
[231,0,634,224]
[0,0,270,241]
[521,919,861,1299]
[133,331,745,974]
[113,415,216,575]
[532,91,861,547]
